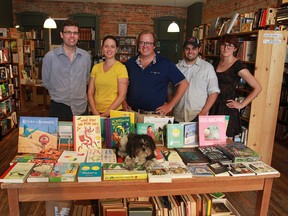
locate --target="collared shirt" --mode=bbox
[42,45,91,116]
[173,57,220,122]
[125,52,185,111]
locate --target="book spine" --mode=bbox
[103,173,147,180]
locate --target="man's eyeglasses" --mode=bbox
[63,31,79,36]
[220,43,235,49]
[139,41,154,47]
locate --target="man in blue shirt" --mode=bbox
[42,19,91,121]
[124,30,188,118]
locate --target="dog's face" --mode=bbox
[126,134,156,160]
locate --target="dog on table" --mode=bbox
[117,133,157,171]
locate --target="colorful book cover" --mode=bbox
[144,116,174,146]
[73,115,102,152]
[175,148,209,165]
[0,162,35,183]
[49,163,79,182]
[186,164,214,177]
[102,163,147,180]
[136,122,155,140]
[168,161,192,179]
[31,149,63,164]
[147,161,172,183]
[110,110,135,132]
[154,147,166,163]
[101,148,117,163]
[18,116,58,153]
[166,124,184,148]
[86,148,102,162]
[57,150,87,164]
[245,161,279,175]
[197,145,232,164]
[206,161,230,176]
[216,143,259,163]
[161,149,183,162]
[27,163,54,182]
[10,153,37,165]
[182,122,198,147]
[58,121,73,151]
[198,115,227,146]
[227,163,256,176]
[105,117,131,148]
[78,162,102,182]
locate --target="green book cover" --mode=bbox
[166,124,184,148]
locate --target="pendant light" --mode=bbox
[167,0,180,32]
[43,17,57,29]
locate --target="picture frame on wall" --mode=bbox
[119,23,127,36]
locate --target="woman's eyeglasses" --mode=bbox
[220,43,235,49]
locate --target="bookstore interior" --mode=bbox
[0,0,288,216]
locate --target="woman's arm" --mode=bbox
[87,77,100,115]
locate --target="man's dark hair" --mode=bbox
[61,19,80,32]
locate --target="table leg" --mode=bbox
[7,189,20,216]
[255,178,274,216]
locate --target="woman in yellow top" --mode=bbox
[88,35,128,117]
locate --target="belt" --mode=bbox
[132,109,159,115]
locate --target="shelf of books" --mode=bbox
[115,36,137,63]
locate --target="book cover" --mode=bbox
[49,163,79,182]
[78,162,102,182]
[227,163,255,176]
[186,164,214,177]
[182,122,198,148]
[86,148,101,163]
[166,124,184,148]
[0,162,35,183]
[73,115,102,152]
[27,163,54,182]
[110,110,135,132]
[147,162,172,183]
[18,116,58,153]
[198,115,227,146]
[58,121,73,151]
[161,149,183,162]
[31,149,63,164]
[106,117,131,148]
[10,153,37,165]
[102,163,147,180]
[144,116,174,146]
[216,143,259,163]
[226,13,240,33]
[154,147,166,163]
[57,150,87,164]
[168,161,192,179]
[212,198,241,216]
[136,122,155,140]
[175,148,209,165]
[206,161,230,176]
[101,148,117,163]
[197,145,232,164]
[245,161,279,175]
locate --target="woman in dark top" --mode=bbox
[210,34,262,138]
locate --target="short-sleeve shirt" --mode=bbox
[90,61,128,113]
[125,52,185,111]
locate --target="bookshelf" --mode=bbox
[115,36,137,63]
[203,30,288,164]
[0,37,23,138]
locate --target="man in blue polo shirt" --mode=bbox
[124,30,188,120]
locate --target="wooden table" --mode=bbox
[1,174,280,216]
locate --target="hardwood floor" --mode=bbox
[0,105,287,215]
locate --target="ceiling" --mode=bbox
[52,0,204,7]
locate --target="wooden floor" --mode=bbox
[0,104,287,215]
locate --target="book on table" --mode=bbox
[110,109,135,133]
[206,161,230,176]
[49,162,79,182]
[161,149,183,163]
[0,162,35,183]
[58,121,73,151]
[227,163,255,176]
[166,123,184,148]
[73,115,102,152]
[18,116,58,153]
[245,161,280,175]
[31,148,63,164]
[57,150,87,164]
[168,161,192,179]
[186,163,214,177]
[175,148,209,165]
[198,115,227,146]
[180,122,198,148]
[147,161,172,183]
[78,162,102,182]
[136,122,155,140]
[27,163,54,182]
[10,153,37,165]
[197,145,232,164]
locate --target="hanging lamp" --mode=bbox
[167,0,180,32]
[43,17,57,29]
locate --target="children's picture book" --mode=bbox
[136,122,155,140]
[186,164,214,177]
[216,143,259,163]
[175,148,209,165]
[58,121,73,151]
[78,162,102,182]
[101,148,117,163]
[147,161,172,183]
[245,161,279,175]
[166,123,184,148]
[144,116,174,146]
[18,116,58,153]
[31,149,63,164]
[49,163,79,182]
[105,117,131,148]
[10,153,37,165]
[27,163,54,182]
[73,115,102,152]
[168,161,192,179]
[57,150,87,164]
[102,163,147,181]
[206,161,230,176]
[0,162,35,183]
[198,115,227,146]
[161,149,183,162]
[86,148,102,163]
[182,122,198,147]
[110,110,135,132]
[227,163,255,176]
[197,145,232,164]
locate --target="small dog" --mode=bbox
[117,133,157,171]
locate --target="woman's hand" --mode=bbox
[226,99,244,110]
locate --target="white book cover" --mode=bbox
[57,150,87,164]
[0,162,35,183]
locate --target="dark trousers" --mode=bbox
[49,100,87,121]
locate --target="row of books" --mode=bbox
[23,29,44,40]
[78,28,95,41]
